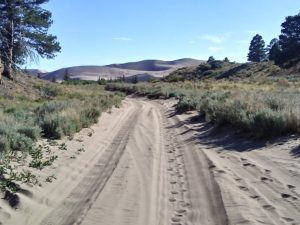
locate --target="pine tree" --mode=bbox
[224,57,230,63]
[207,56,215,63]
[63,69,70,81]
[132,75,138,84]
[279,13,300,64]
[267,39,281,63]
[247,34,266,62]
[0,0,61,80]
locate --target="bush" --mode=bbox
[176,96,199,112]
[10,133,34,152]
[80,107,100,128]
[17,127,41,141]
[0,136,10,157]
[39,114,80,139]
[40,85,62,98]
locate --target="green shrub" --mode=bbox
[0,136,10,157]
[10,133,34,152]
[39,115,64,139]
[80,107,100,128]
[177,96,199,112]
[40,85,62,98]
[17,126,41,141]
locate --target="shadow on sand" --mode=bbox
[166,109,300,157]
[291,145,300,158]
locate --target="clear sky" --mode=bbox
[27,0,300,71]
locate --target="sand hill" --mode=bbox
[34,58,202,81]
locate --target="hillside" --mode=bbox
[165,60,283,82]
[32,58,202,81]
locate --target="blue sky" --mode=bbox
[28,0,300,71]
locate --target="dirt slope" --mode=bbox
[1,98,299,225]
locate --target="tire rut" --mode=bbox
[40,105,141,225]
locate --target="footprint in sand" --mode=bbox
[171,217,181,222]
[216,170,226,174]
[261,177,269,181]
[282,217,294,222]
[176,209,187,214]
[171,191,179,195]
[209,164,216,169]
[287,184,296,189]
[170,181,177,184]
[281,193,291,199]
[263,205,276,211]
[250,195,260,199]
[169,198,177,202]
[239,186,249,191]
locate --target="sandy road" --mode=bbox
[37,98,227,225]
[3,97,300,225]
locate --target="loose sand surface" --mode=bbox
[1,98,299,225]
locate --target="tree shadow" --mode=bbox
[290,145,300,158]
[186,124,268,152]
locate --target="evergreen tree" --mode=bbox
[207,56,215,63]
[267,39,281,63]
[247,34,266,62]
[279,13,300,64]
[63,69,70,81]
[224,57,230,63]
[0,0,61,80]
[132,75,138,84]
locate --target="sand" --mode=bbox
[0,98,299,225]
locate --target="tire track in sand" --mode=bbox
[40,102,142,225]
[40,98,228,225]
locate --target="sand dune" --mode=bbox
[39,58,202,81]
[1,98,299,225]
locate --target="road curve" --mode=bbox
[40,98,228,225]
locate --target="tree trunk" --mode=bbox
[3,49,13,80]
[3,18,14,80]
